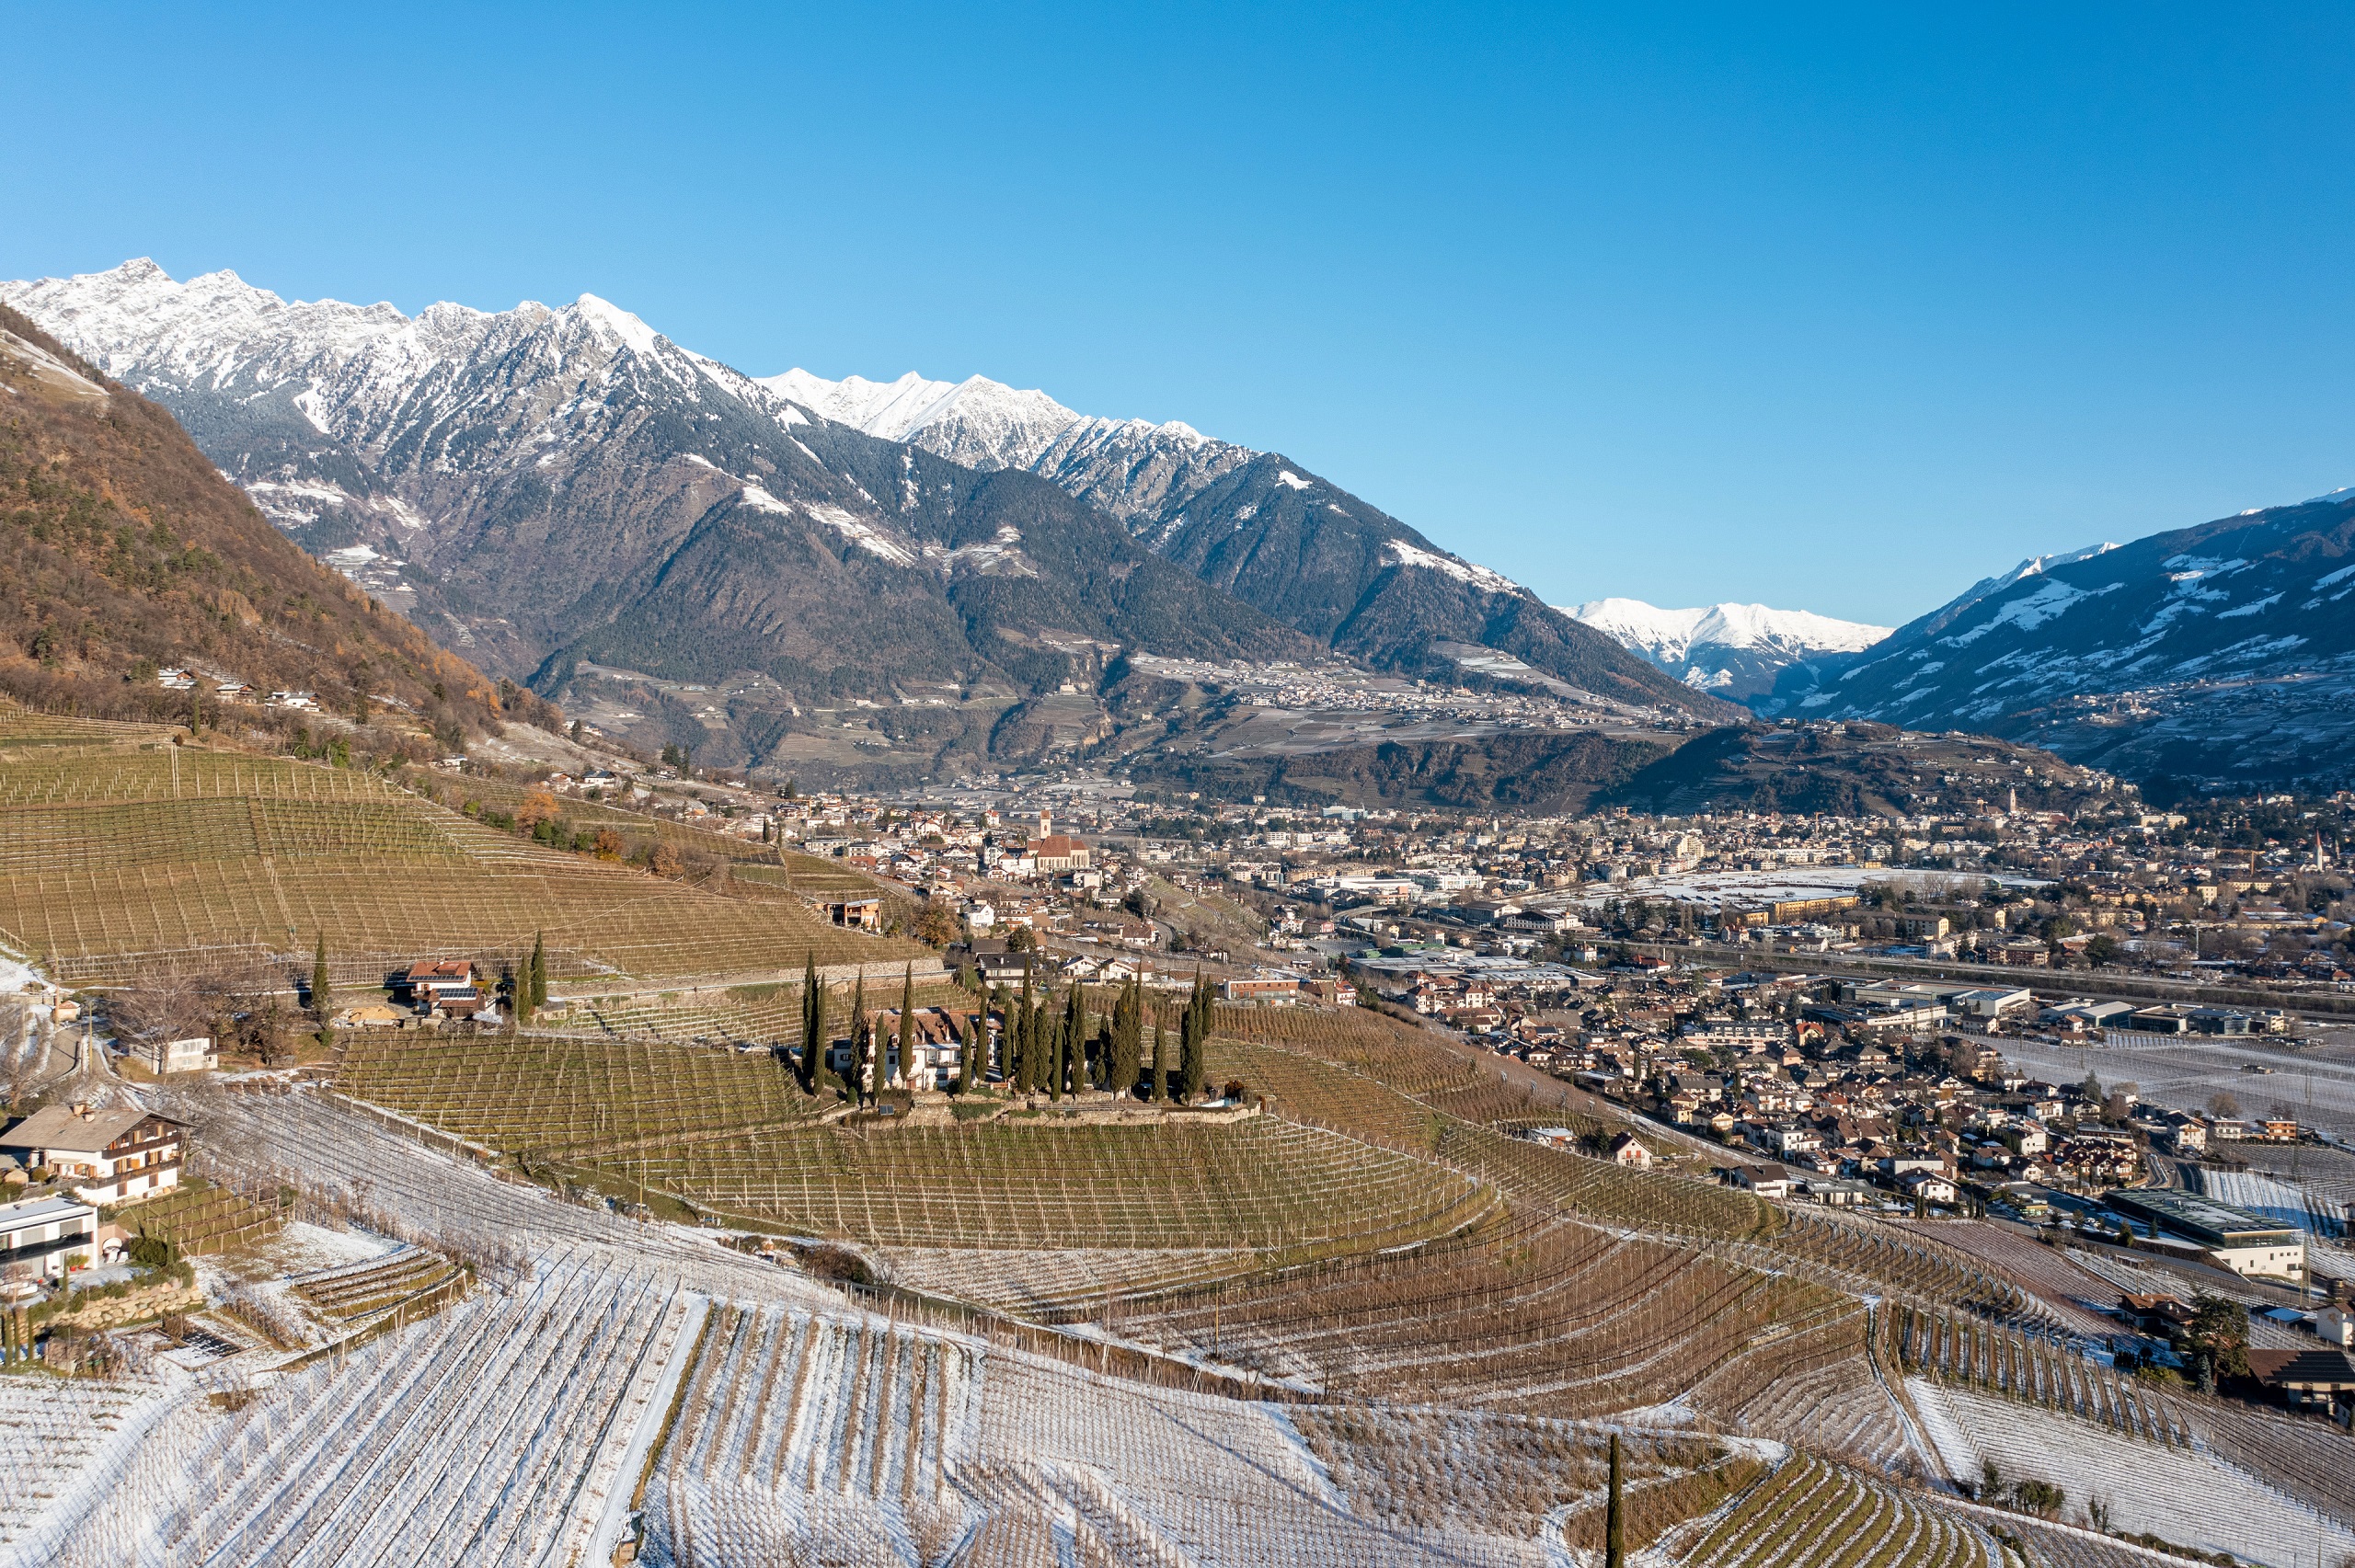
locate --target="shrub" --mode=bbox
[795,1242,872,1286]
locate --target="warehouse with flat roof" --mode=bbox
[2105,1189,2305,1283]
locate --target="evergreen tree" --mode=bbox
[1046,1001,1065,1103]
[1111,978,1143,1097]
[798,954,821,1091]
[953,1013,972,1094]
[528,931,547,1011]
[1178,969,1211,1102]
[310,934,332,1023]
[1025,993,1041,1095]
[1063,985,1085,1096]
[1014,969,1033,1091]
[896,963,915,1091]
[849,973,868,1102]
[1150,1021,1167,1103]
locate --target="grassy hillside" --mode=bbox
[0,304,540,747]
[0,706,924,986]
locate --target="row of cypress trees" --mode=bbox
[787,959,1219,1104]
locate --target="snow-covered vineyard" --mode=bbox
[9,1084,2355,1567]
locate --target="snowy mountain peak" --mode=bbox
[1921,540,2123,628]
[762,365,1209,475]
[1564,597,1891,702]
[567,292,661,354]
[1567,599,1890,661]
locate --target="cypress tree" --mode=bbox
[896,963,915,1091]
[1063,985,1085,1096]
[528,931,547,1011]
[1150,1021,1167,1102]
[798,954,821,1091]
[1605,1432,1625,1568]
[1014,969,1034,1091]
[1021,994,1040,1097]
[1178,969,1211,1103]
[1032,992,1051,1096]
[953,1013,972,1095]
[1111,978,1142,1097]
[310,934,332,1023]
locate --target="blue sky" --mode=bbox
[6,2,2354,626]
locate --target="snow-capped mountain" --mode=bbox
[1773,500,2355,790]
[1903,541,2124,641]
[0,259,1721,784]
[763,369,1257,531]
[0,260,1309,774]
[772,366,1721,715]
[1564,598,1890,702]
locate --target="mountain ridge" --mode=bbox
[766,363,1724,715]
[0,261,1728,783]
[0,259,1323,780]
[1763,497,2355,791]
[1564,597,1890,702]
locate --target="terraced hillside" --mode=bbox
[580,1116,1491,1256]
[52,1069,2340,1568]
[334,1032,829,1155]
[120,1174,283,1256]
[0,709,919,985]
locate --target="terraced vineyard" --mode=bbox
[1289,1406,1760,1550]
[1120,1204,1850,1416]
[1909,1380,2355,1564]
[1892,1305,2192,1446]
[0,715,917,985]
[334,1032,824,1155]
[548,973,971,1047]
[291,1246,466,1324]
[120,1176,283,1256]
[1677,1455,2003,1567]
[580,1116,1492,1254]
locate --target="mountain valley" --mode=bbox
[13,259,2355,799]
[0,264,1726,795]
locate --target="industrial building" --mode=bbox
[2104,1189,2306,1283]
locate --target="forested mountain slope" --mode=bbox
[0,303,522,746]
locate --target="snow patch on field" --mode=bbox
[1908,1379,2355,1566]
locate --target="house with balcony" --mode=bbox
[0,1193,99,1279]
[0,1104,191,1206]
